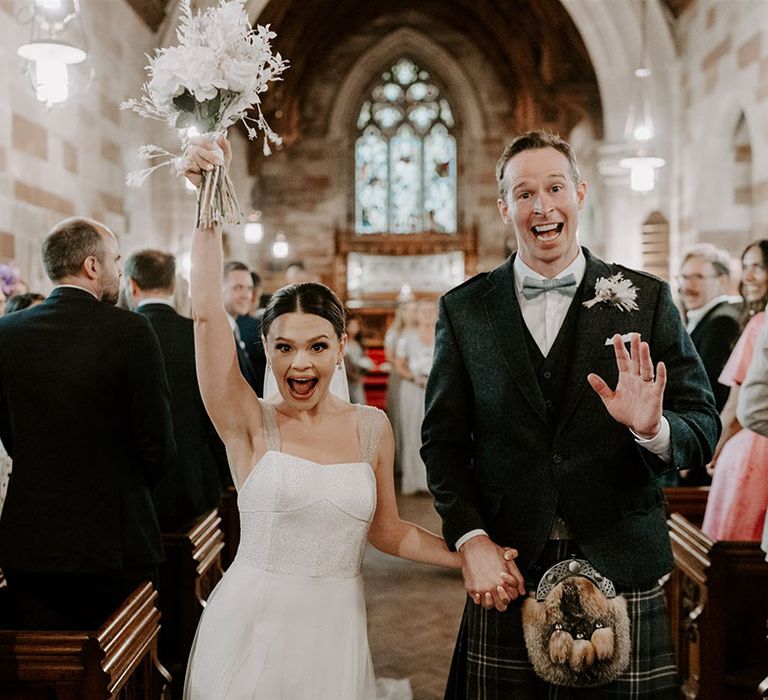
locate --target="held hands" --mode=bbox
[183,134,232,189]
[460,535,526,612]
[587,333,666,439]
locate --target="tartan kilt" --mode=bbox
[444,583,678,699]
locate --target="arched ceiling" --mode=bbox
[255,0,603,152]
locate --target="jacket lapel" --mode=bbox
[555,251,616,436]
[482,256,549,425]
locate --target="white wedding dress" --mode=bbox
[184,400,384,699]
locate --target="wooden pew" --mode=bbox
[158,510,224,697]
[0,582,169,699]
[665,514,768,699]
[664,486,709,528]
[217,486,240,570]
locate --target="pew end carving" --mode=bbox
[158,509,224,697]
[665,514,768,699]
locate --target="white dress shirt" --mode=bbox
[456,251,671,551]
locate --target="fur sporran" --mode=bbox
[521,559,631,687]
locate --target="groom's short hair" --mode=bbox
[496,130,582,197]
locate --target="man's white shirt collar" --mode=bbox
[686,295,729,333]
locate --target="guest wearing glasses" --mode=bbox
[676,244,740,485]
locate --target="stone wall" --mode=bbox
[248,7,603,287]
[676,0,768,257]
[0,0,253,293]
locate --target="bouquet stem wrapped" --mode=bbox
[193,136,241,228]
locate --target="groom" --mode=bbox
[421,131,719,698]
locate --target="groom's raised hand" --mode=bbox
[459,535,525,612]
[587,333,667,439]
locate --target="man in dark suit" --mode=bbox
[125,249,229,532]
[678,244,740,485]
[235,269,267,393]
[679,243,740,413]
[223,260,265,396]
[0,217,176,630]
[422,131,719,699]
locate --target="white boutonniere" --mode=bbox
[583,273,639,312]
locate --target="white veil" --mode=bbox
[263,359,351,402]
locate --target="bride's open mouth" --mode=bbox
[287,377,319,399]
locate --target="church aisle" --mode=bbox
[364,493,465,700]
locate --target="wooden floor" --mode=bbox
[363,492,466,700]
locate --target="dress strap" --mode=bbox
[357,405,384,466]
[260,400,282,452]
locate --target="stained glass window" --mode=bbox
[355,58,457,234]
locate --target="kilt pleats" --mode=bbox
[445,583,678,699]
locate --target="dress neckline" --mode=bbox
[238,449,374,495]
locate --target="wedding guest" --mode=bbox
[247,270,265,321]
[678,244,740,412]
[422,130,718,698]
[739,304,768,437]
[675,244,740,486]
[702,240,768,541]
[737,239,768,330]
[181,135,474,699]
[125,249,229,532]
[235,270,267,379]
[344,313,372,405]
[737,314,768,556]
[3,293,45,315]
[384,300,418,472]
[0,217,175,630]
[395,299,437,495]
[0,293,45,522]
[223,260,264,396]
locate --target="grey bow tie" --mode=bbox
[521,273,578,300]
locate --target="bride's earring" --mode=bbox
[336,359,342,371]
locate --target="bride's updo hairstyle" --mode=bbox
[260,282,346,340]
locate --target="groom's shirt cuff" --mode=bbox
[631,416,671,463]
[455,529,488,551]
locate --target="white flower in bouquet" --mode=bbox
[122,0,288,228]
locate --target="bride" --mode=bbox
[182,136,493,699]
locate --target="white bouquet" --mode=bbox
[122,0,288,227]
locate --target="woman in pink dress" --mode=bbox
[703,240,768,541]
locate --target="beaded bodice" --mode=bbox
[234,402,381,579]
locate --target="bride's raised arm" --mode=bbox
[186,136,262,483]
